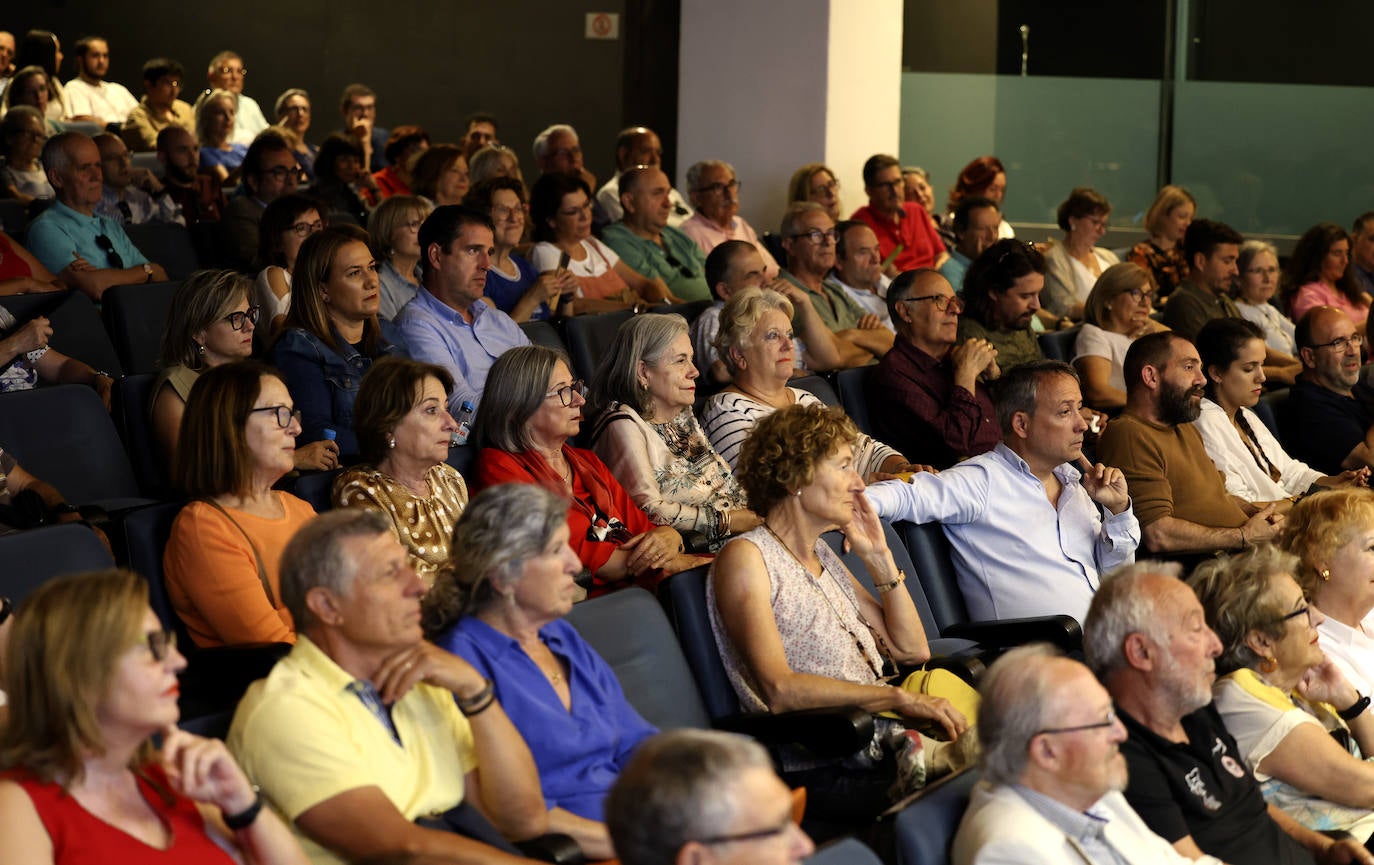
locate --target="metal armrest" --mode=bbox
[715,706,875,760]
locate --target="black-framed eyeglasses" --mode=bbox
[264,165,307,183]
[695,816,794,846]
[146,628,177,662]
[545,380,588,407]
[1268,604,1315,628]
[223,306,260,331]
[289,217,324,237]
[696,179,740,196]
[1123,287,1155,305]
[900,294,964,313]
[250,405,303,429]
[95,234,125,269]
[1037,708,1118,736]
[1309,333,1364,352]
[788,228,837,246]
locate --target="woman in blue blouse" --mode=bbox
[268,225,407,459]
[424,482,655,860]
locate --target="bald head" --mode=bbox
[620,166,672,232]
[1297,305,1361,392]
[615,126,662,171]
[887,268,955,342]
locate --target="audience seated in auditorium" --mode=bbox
[221,130,303,269]
[254,193,324,330]
[867,268,1001,469]
[788,162,843,222]
[1281,490,1374,695]
[940,155,1014,244]
[0,230,63,295]
[26,132,168,299]
[938,195,1000,294]
[528,172,673,314]
[312,133,373,227]
[121,57,194,152]
[704,286,917,476]
[0,106,54,203]
[1194,317,1363,505]
[960,238,1052,370]
[396,205,529,414]
[1128,185,1195,302]
[1235,240,1298,356]
[588,313,757,551]
[475,345,706,589]
[607,730,815,865]
[680,159,780,278]
[1283,222,1371,329]
[269,227,407,459]
[427,483,653,858]
[1075,262,1169,411]
[228,508,547,865]
[952,644,1205,865]
[157,126,224,225]
[1096,332,1277,557]
[1041,187,1119,321]
[62,36,135,125]
[195,89,247,184]
[1351,212,1374,299]
[468,143,522,188]
[461,112,498,160]
[1085,562,1362,865]
[271,88,317,179]
[464,177,573,323]
[532,122,595,192]
[370,195,432,321]
[410,144,470,210]
[594,125,692,227]
[709,403,974,825]
[850,153,947,276]
[0,570,309,865]
[1,67,61,136]
[14,31,69,122]
[372,125,429,202]
[1191,545,1374,843]
[600,165,711,302]
[164,361,317,647]
[830,220,893,329]
[1282,306,1374,476]
[198,51,267,145]
[0,303,113,406]
[868,361,1138,625]
[336,83,388,172]
[93,132,181,226]
[333,357,466,585]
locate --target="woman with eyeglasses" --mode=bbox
[528,172,671,315]
[475,345,707,591]
[254,194,326,333]
[464,178,574,323]
[272,88,318,181]
[0,105,54,204]
[195,89,246,184]
[369,195,432,320]
[1073,262,1170,411]
[1190,543,1374,841]
[1041,188,1119,321]
[0,569,310,865]
[1233,241,1297,357]
[787,163,842,222]
[165,361,318,648]
[1283,223,1371,329]
[269,227,408,461]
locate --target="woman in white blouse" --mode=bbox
[1042,188,1120,321]
[1234,240,1298,356]
[1073,262,1169,411]
[1193,317,1362,504]
[588,313,760,550]
[254,194,324,334]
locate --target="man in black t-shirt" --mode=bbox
[1084,562,1372,865]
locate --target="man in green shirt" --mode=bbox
[600,166,711,302]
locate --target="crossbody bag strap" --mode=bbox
[198,497,278,608]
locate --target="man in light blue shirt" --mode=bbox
[396,205,529,414]
[26,131,168,300]
[866,360,1138,625]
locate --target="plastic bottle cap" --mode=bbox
[461,400,475,412]
[322,429,337,441]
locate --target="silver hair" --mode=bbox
[780,201,827,238]
[685,159,733,193]
[532,123,577,163]
[606,730,775,865]
[1082,560,1183,680]
[472,345,571,453]
[978,643,1063,786]
[279,509,392,631]
[40,131,91,185]
[712,286,794,377]
[591,313,689,420]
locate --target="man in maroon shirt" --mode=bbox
[851,153,949,277]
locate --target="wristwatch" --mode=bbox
[143,263,154,282]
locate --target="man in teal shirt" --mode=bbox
[600,166,710,302]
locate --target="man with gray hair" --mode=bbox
[679,159,780,279]
[533,123,597,193]
[605,729,814,865]
[228,509,548,865]
[1087,564,1368,865]
[953,644,1216,865]
[867,360,1137,625]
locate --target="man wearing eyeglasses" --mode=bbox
[1087,564,1370,865]
[221,130,303,269]
[533,123,597,195]
[680,160,779,280]
[953,644,1211,865]
[852,153,948,277]
[1282,306,1374,476]
[25,132,169,300]
[122,57,195,153]
[593,126,693,229]
[93,132,182,226]
[600,165,709,302]
[200,50,268,146]
[606,730,814,865]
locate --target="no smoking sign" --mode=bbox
[585,12,620,39]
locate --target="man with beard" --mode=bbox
[123,58,195,152]
[952,644,1206,865]
[1097,332,1280,558]
[156,126,224,223]
[959,238,1049,370]
[1281,307,1374,476]
[939,195,1000,294]
[1087,564,1371,865]
[63,36,138,126]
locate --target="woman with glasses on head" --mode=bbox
[164,361,319,648]
[0,569,309,865]
[1283,223,1371,329]
[1234,240,1297,357]
[475,345,707,592]
[1042,188,1119,321]
[272,88,317,180]
[254,194,326,333]
[195,89,246,184]
[269,226,408,461]
[370,194,432,320]
[1073,262,1169,411]
[464,177,574,323]
[0,105,53,204]
[528,172,671,315]
[787,163,842,222]
[1190,544,1374,842]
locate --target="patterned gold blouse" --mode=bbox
[332,462,469,584]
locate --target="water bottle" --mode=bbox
[322,428,337,443]
[451,400,475,447]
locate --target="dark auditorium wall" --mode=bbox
[7,0,663,183]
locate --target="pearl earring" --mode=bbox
[387,435,396,449]
[197,343,205,355]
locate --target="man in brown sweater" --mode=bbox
[1096,331,1283,557]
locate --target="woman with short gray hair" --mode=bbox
[588,314,757,550]
[424,483,656,859]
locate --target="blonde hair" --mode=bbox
[1144,185,1196,238]
[712,286,794,377]
[1083,262,1156,328]
[1188,544,1299,676]
[1279,488,1374,599]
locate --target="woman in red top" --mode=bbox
[0,230,65,295]
[474,345,707,589]
[0,569,307,864]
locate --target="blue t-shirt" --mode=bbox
[484,253,550,321]
[200,143,249,174]
[25,201,149,275]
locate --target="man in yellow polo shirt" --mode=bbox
[229,509,547,865]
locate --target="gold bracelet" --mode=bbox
[876,570,907,593]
